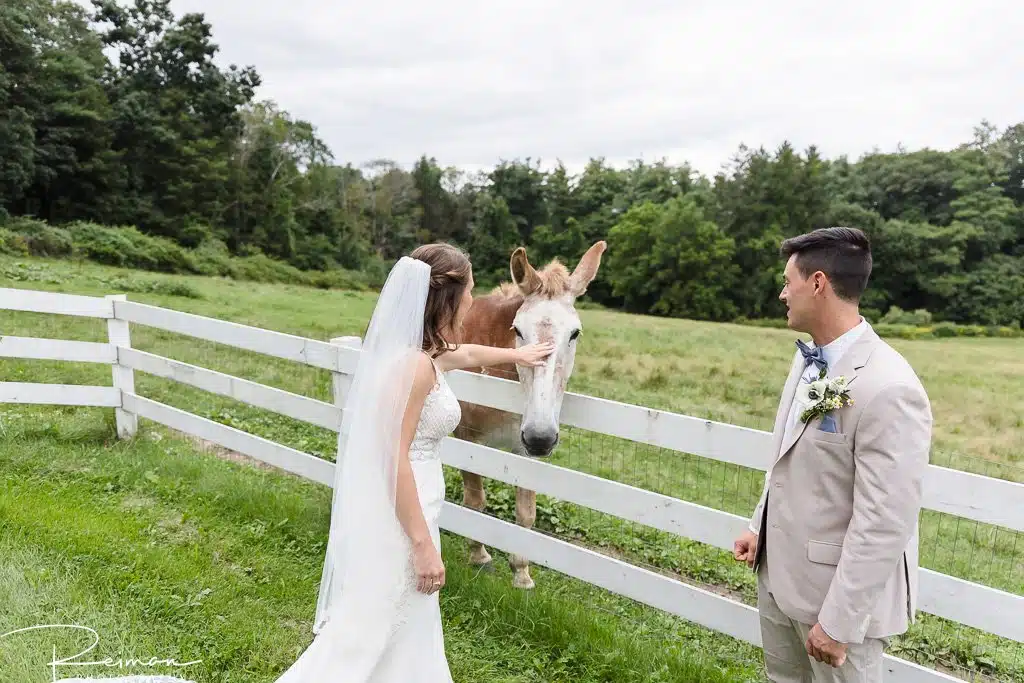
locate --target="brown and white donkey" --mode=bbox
[454,240,606,589]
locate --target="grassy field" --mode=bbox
[1,255,1022,682]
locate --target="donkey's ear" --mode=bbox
[510,246,541,296]
[570,241,607,297]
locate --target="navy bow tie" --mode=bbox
[796,339,828,373]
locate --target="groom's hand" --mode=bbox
[806,623,848,668]
[732,529,758,567]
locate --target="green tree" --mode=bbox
[360,159,421,259]
[0,0,38,212]
[487,158,549,244]
[227,101,332,260]
[542,162,577,234]
[91,0,259,237]
[998,123,1024,208]
[622,159,694,206]
[946,254,1024,326]
[466,194,521,285]
[837,149,962,226]
[572,158,628,243]
[712,143,830,317]
[530,217,587,266]
[0,1,114,222]
[607,196,738,320]
[948,147,1022,263]
[870,218,970,314]
[293,163,371,271]
[411,155,448,243]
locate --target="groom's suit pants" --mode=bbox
[758,563,886,683]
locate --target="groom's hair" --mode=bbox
[781,227,872,302]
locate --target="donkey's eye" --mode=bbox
[513,326,524,339]
[569,329,581,342]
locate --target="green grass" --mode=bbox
[1,254,1022,681]
[0,407,759,682]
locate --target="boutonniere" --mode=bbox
[797,368,854,423]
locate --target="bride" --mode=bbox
[273,243,552,682]
[55,244,551,683]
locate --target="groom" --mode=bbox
[733,227,932,682]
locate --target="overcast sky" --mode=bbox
[165,0,1024,177]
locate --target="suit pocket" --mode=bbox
[810,429,847,445]
[807,540,844,565]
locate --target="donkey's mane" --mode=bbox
[491,259,571,299]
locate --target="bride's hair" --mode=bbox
[409,243,472,357]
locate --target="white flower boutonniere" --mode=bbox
[797,369,854,424]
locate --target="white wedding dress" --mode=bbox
[61,359,460,683]
[273,356,460,682]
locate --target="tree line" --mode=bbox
[2,0,1022,326]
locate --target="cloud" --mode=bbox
[170,0,1024,176]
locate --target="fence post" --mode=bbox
[106,294,137,439]
[329,335,362,478]
[329,336,362,417]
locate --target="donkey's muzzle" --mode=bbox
[521,427,558,457]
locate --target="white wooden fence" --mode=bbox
[2,286,1022,683]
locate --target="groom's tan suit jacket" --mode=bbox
[750,324,932,644]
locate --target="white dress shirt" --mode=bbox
[782,317,868,451]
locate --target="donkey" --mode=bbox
[454,240,606,589]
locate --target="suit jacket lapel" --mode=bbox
[770,352,807,465]
[775,324,880,463]
[777,380,813,464]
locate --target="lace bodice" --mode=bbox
[408,359,461,462]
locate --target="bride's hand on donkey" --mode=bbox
[515,342,556,367]
[413,539,446,594]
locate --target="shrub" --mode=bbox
[68,222,194,274]
[880,306,933,326]
[232,253,302,284]
[178,222,215,249]
[0,228,30,256]
[877,322,1020,339]
[186,238,237,278]
[861,307,882,324]
[293,234,338,272]
[105,276,203,299]
[360,255,392,290]
[303,268,368,291]
[4,217,74,257]
[873,324,928,340]
[958,325,987,338]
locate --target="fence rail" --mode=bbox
[118,348,342,432]
[1,287,114,318]
[121,393,336,487]
[2,285,1021,682]
[0,335,116,363]
[0,381,121,406]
